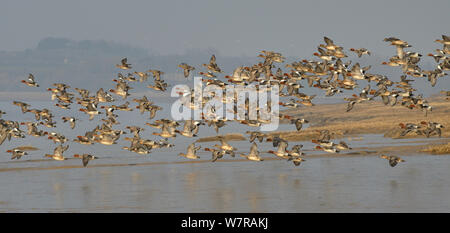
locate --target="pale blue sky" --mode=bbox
[1,0,449,56]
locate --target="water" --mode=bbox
[2,154,450,212]
[0,101,449,212]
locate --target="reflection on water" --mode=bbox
[1,153,450,212]
[1,101,450,212]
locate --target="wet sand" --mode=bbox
[276,97,450,141]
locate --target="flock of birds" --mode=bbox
[1,35,449,168]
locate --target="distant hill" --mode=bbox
[0,37,260,93]
[0,37,447,98]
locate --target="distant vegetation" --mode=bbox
[0,37,260,93]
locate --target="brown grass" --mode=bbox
[421,143,450,155]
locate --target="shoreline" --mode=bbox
[0,137,448,173]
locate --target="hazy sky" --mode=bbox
[1,0,449,56]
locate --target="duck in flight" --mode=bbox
[21,73,39,87]
[178,63,196,78]
[74,154,98,167]
[179,143,201,159]
[116,58,132,70]
[45,144,69,161]
[380,155,405,167]
[240,142,263,161]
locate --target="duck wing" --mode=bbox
[324,37,334,45]
[82,155,90,167]
[277,141,288,153]
[28,73,36,82]
[54,144,69,156]
[121,58,128,65]
[209,55,217,65]
[250,143,259,156]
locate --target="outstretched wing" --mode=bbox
[54,144,68,156]
[209,54,216,65]
[324,37,334,45]
[250,142,259,155]
[28,73,35,82]
[249,132,256,142]
[183,69,190,78]
[187,143,195,154]
[278,141,288,152]
[82,155,90,167]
